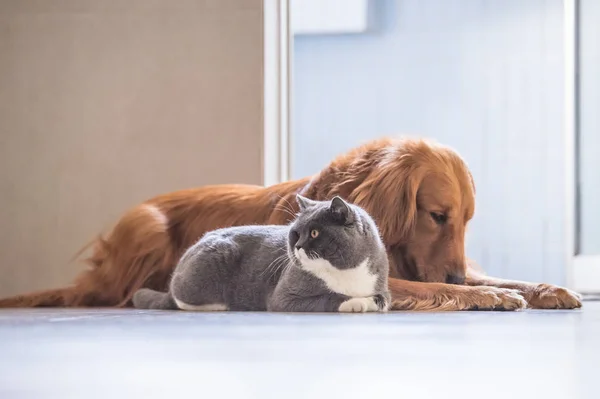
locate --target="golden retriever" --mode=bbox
[0,137,582,310]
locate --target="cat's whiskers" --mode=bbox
[261,251,289,278]
[274,204,297,220]
[337,248,347,267]
[274,195,298,220]
[263,243,296,281]
[280,196,297,215]
[264,253,287,272]
[280,257,295,279]
[268,254,294,281]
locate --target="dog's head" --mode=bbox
[324,137,475,284]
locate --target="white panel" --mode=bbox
[291,0,369,35]
[573,256,600,292]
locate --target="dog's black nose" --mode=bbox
[446,274,465,285]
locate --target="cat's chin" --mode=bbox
[294,247,318,263]
[294,248,331,271]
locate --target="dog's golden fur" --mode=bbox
[0,137,582,310]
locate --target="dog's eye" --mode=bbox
[310,229,319,238]
[430,212,447,225]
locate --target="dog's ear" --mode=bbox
[296,194,318,211]
[348,150,424,243]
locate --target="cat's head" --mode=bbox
[288,194,384,270]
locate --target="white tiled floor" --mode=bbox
[0,302,598,399]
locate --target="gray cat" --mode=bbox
[132,195,391,313]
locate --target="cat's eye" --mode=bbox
[310,229,319,238]
[430,212,447,225]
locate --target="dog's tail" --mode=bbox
[0,203,176,308]
[0,287,78,308]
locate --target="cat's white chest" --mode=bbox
[296,249,377,297]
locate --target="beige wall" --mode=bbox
[0,0,265,296]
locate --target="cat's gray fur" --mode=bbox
[132,195,391,313]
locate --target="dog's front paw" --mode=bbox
[527,284,582,309]
[468,287,528,311]
[338,297,379,313]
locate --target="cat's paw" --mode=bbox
[338,297,379,313]
[373,293,390,312]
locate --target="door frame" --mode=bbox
[263,0,292,186]
[565,0,600,293]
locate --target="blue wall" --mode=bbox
[292,0,567,284]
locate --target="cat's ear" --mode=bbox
[330,196,353,223]
[296,194,318,211]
